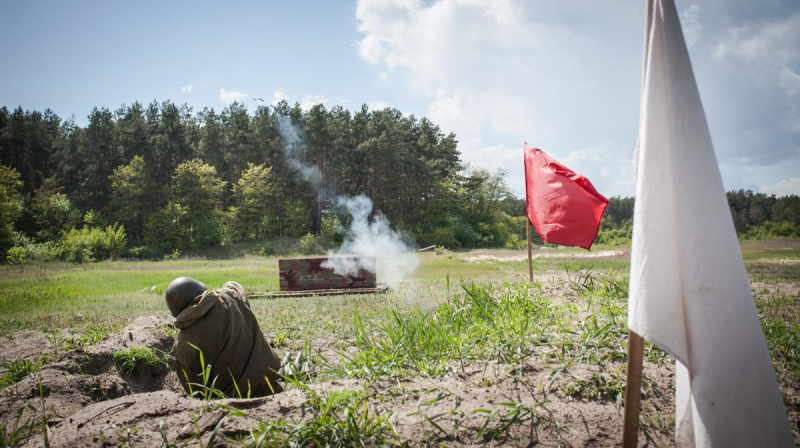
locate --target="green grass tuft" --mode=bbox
[112,346,163,374]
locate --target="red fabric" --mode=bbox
[524,143,608,250]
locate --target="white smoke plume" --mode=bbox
[322,195,419,286]
[272,107,321,186]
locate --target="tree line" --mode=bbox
[0,101,797,262]
[0,101,529,261]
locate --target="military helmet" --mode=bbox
[165,277,207,317]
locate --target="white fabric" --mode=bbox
[628,0,794,446]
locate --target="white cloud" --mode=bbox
[367,101,392,110]
[180,84,194,94]
[271,90,287,105]
[760,177,800,197]
[356,0,641,196]
[355,1,798,198]
[715,14,800,69]
[300,94,329,111]
[717,16,800,134]
[219,88,248,104]
[779,67,800,132]
[679,5,701,48]
[780,67,800,97]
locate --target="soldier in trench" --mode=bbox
[165,277,283,397]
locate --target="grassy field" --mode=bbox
[0,241,798,446]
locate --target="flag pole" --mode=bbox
[623,1,653,446]
[526,221,533,282]
[623,330,645,447]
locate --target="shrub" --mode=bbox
[503,234,524,250]
[298,233,318,255]
[126,246,154,259]
[430,227,458,248]
[104,223,127,260]
[320,206,344,244]
[252,243,274,256]
[595,225,633,246]
[144,202,189,255]
[744,221,798,240]
[61,227,107,262]
[191,218,222,249]
[6,247,25,264]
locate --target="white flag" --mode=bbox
[629,0,793,446]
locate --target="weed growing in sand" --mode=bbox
[560,368,626,404]
[44,322,108,358]
[241,378,398,447]
[113,346,163,374]
[271,331,288,347]
[1,377,53,448]
[0,356,51,387]
[0,402,37,447]
[474,401,536,442]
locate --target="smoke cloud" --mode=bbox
[322,195,419,286]
[272,107,321,186]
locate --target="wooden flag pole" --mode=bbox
[526,221,533,282]
[623,1,653,446]
[623,330,645,448]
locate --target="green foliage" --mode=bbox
[104,223,127,259]
[430,227,458,248]
[282,200,312,238]
[0,357,50,388]
[144,202,189,255]
[243,385,398,447]
[298,232,318,255]
[173,158,226,223]
[232,163,276,240]
[760,316,800,380]
[595,224,632,245]
[62,226,107,262]
[113,347,163,374]
[503,234,524,250]
[320,206,344,244]
[743,221,797,240]
[31,177,80,241]
[5,100,798,260]
[728,190,800,237]
[6,232,62,263]
[338,281,548,378]
[0,164,24,255]
[109,155,149,238]
[191,218,222,249]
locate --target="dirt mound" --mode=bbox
[0,315,180,434]
[17,359,676,447]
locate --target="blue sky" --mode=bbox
[2,0,798,198]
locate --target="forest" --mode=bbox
[0,101,798,262]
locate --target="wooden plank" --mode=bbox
[249,283,389,299]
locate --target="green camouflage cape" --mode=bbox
[173,281,282,397]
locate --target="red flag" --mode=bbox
[524,143,608,250]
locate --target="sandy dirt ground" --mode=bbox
[1,314,795,447]
[0,315,683,447]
